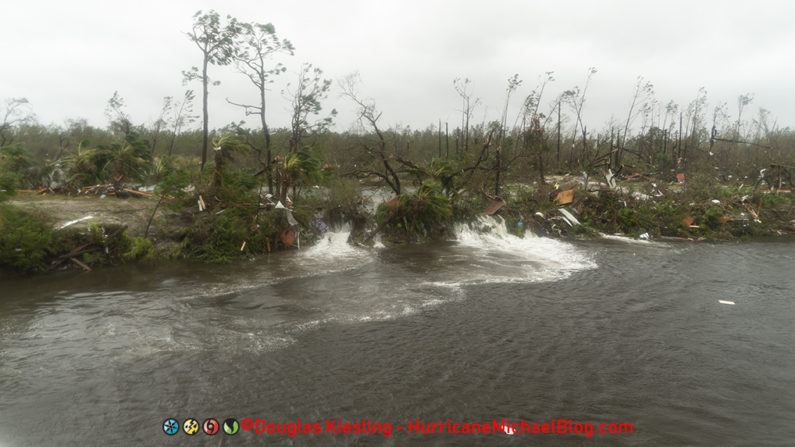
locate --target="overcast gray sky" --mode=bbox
[3,0,794,135]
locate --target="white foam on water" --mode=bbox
[451,215,596,284]
[599,233,667,246]
[301,225,362,258]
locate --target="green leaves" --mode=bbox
[62,133,152,187]
[188,10,242,65]
[0,204,53,273]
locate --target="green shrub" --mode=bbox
[617,207,639,235]
[124,237,154,261]
[375,180,452,242]
[181,211,250,263]
[704,207,724,230]
[0,204,53,273]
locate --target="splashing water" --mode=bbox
[450,215,596,284]
[301,225,363,258]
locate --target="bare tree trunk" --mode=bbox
[437,120,442,159]
[464,98,470,153]
[581,126,587,167]
[260,86,274,195]
[144,196,164,239]
[150,125,161,156]
[445,122,449,159]
[556,103,561,163]
[495,146,501,196]
[538,148,545,184]
[213,147,223,188]
[677,112,683,168]
[201,57,209,169]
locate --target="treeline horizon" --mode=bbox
[1,9,793,197]
[2,88,792,182]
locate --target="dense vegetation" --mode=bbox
[0,10,792,275]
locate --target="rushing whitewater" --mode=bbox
[450,215,596,284]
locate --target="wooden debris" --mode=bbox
[483,198,506,215]
[70,257,92,271]
[744,203,758,219]
[122,188,153,198]
[555,189,575,205]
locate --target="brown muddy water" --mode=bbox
[0,219,793,446]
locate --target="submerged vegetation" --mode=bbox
[0,11,792,276]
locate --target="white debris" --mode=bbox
[558,208,581,227]
[604,169,617,190]
[719,300,735,305]
[57,215,93,230]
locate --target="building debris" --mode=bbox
[286,210,298,227]
[558,208,581,227]
[555,189,575,205]
[197,195,206,212]
[604,169,617,190]
[57,215,93,230]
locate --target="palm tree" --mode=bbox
[102,133,153,190]
[277,146,322,204]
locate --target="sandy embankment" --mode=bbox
[8,194,174,237]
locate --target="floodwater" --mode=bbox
[0,218,793,446]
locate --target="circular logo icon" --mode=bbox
[223,418,240,435]
[203,418,219,435]
[163,418,179,435]
[183,418,200,435]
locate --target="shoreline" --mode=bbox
[1,182,792,277]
